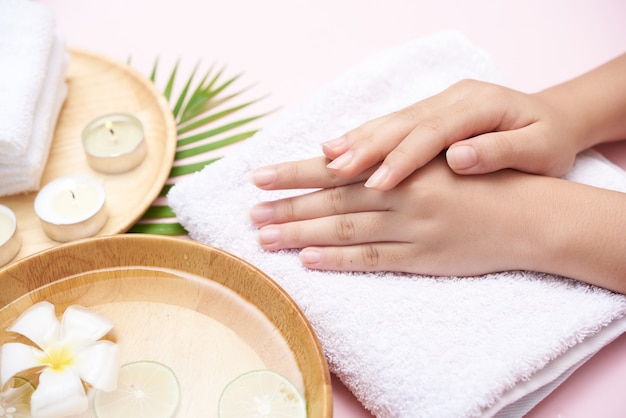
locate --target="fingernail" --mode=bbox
[251,167,277,187]
[327,150,353,170]
[322,136,347,151]
[250,203,274,225]
[257,226,280,244]
[364,165,389,188]
[447,145,477,170]
[300,248,322,264]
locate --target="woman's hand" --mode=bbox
[251,154,554,277]
[321,79,585,191]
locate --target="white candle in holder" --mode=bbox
[34,176,108,242]
[0,204,20,267]
[82,112,147,174]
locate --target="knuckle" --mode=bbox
[332,250,345,267]
[282,161,301,183]
[323,188,344,213]
[491,132,516,156]
[324,164,348,186]
[335,216,355,242]
[395,104,423,122]
[452,78,486,93]
[361,244,380,268]
[280,198,296,221]
[283,225,302,245]
[419,114,446,134]
[452,79,503,103]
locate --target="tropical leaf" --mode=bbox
[128,59,271,235]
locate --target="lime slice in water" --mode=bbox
[218,369,306,418]
[93,360,180,418]
[0,376,35,418]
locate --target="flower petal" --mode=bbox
[30,368,88,418]
[60,305,113,347]
[7,301,60,349]
[75,340,121,391]
[0,343,43,386]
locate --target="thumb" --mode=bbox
[445,132,525,175]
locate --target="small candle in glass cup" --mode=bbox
[82,113,147,174]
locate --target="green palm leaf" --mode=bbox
[128,59,271,235]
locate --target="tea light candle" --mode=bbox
[82,113,147,174]
[0,204,20,267]
[34,176,108,242]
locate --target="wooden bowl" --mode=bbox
[0,234,332,417]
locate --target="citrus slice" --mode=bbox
[218,369,306,418]
[93,361,180,418]
[0,376,35,418]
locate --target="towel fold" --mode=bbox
[168,30,626,417]
[0,35,68,197]
[0,0,56,157]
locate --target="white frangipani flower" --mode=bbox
[0,301,121,418]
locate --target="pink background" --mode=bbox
[39,0,626,416]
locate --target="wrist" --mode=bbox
[534,85,597,153]
[536,53,626,151]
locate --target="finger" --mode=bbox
[256,212,408,251]
[324,106,428,178]
[321,114,390,159]
[363,82,517,190]
[251,156,374,190]
[250,182,388,226]
[446,125,574,176]
[299,243,417,273]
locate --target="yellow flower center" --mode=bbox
[40,344,76,372]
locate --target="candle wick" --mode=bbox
[69,190,76,200]
[105,121,116,141]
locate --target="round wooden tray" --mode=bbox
[0,49,177,262]
[0,234,332,417]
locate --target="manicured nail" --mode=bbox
[300,248,322,264]
[327,150,353,170]
[257,226,280,244]
[251,167,276,187]
[322,136,347,151]
[250,203,274,225]
[364,165,389,188]
[446,145,477,170]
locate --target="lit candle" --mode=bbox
[34,176,108,242]
[0,204,20,267]
[81,113,147,174]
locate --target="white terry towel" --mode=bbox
[0,35,68,197]
[0,0,56,157]
[168,30,626,418]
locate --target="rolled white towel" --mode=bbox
[0,0,56,157]
[0,35,68,197]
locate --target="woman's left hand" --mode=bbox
[250,154,553,277]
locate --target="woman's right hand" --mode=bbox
[321,79,586,190]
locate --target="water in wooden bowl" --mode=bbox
[0,234,332,417]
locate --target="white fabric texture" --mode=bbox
[0,0,56,157]
[0,35,68,197]
[168,30,626,417]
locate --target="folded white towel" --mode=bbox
[0,0,56,157]
[0,36,68,197]
[168,30,626,418]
